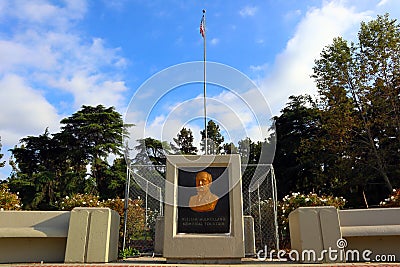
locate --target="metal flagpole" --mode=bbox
[202,9,207,155]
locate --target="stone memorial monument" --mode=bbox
[163,154,245,263]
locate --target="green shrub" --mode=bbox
[119,247,140,259]
[0,184,22,210]
[380,188,400,207]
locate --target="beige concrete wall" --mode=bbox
[288,206,342,263]
[339,208,400,262]
[0,211,70,263]
[0,208,120,264]
[243,215,256,257]
[0,237,67,263]
[289,207,400,263]
[339,208,400,226]
[65,207,120,263]
[154,216,164,255]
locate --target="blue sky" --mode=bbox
[1,0,400,179]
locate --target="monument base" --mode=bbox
[155,215,256,257]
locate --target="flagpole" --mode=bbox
[202,9,208,155]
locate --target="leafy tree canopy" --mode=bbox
[200,120,224,155]
[8,105,128,209]
[0,137,5,168]
[172,127,198,155]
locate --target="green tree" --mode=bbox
[222,142,238,154]
[9,129,68,209]
[312,13,400,205]
[238,137,251,162]
[133,137,171,166]
[0,137,5,168]
[94,157,127,200]
[355,14,400,193]
[200,120,224,154]
[132,137,171,186]
[9,105,128,208]
[272,95,322,198]
[238,137,263,164]
[0,136,6,168]
[60,105,126,196]
[172,127,198,155]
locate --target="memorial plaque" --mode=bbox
[163,155,244,261]
[177,167,230,234]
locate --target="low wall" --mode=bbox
[289,207,400,263]
[339,208,400,262]
[0,211,70,263]
[0,207,120,264]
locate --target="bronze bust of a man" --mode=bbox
[189,171,219,212]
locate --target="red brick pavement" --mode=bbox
[6,264,400,267]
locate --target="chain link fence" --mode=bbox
[122,165,164,253]
[242,164,279,253]
[123,163,278,254]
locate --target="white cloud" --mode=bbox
[375,0,400,18]
[210,38,219,45]
[12,0,86,25]
[0,73,60,148]
[55,72,128,109]
[284,9,302,21]
[239,6,258,17]
[102,0,128,11]
[126,87,271,157]
[0,1,128,109]
[250,63,268,74]
[260,0,370,115]
[0,0,129,179]
[377,0,390,7]
[256,39,265,45]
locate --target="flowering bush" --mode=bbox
[380,188,400,207]
[0,184,22,210]
[102,197,125,216]
[279,192,346,249]
[58,193,101,210]
[124,199,146,240]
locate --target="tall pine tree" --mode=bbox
[172,127,198,155]
[200,120,224,155]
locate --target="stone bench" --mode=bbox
[289,207,400,263]
[339,208,400,262]
[0,211,70,263]
[0,207,120,264]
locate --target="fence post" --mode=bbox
[122,166,131,251]
[257,181,263,248]
[248,191,251,216]
[271,167,279,250]
[159,187,163,216]
[145,180,149,227]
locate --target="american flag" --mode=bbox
[200,15,205,38]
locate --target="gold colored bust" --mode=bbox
[189,171,219,212]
